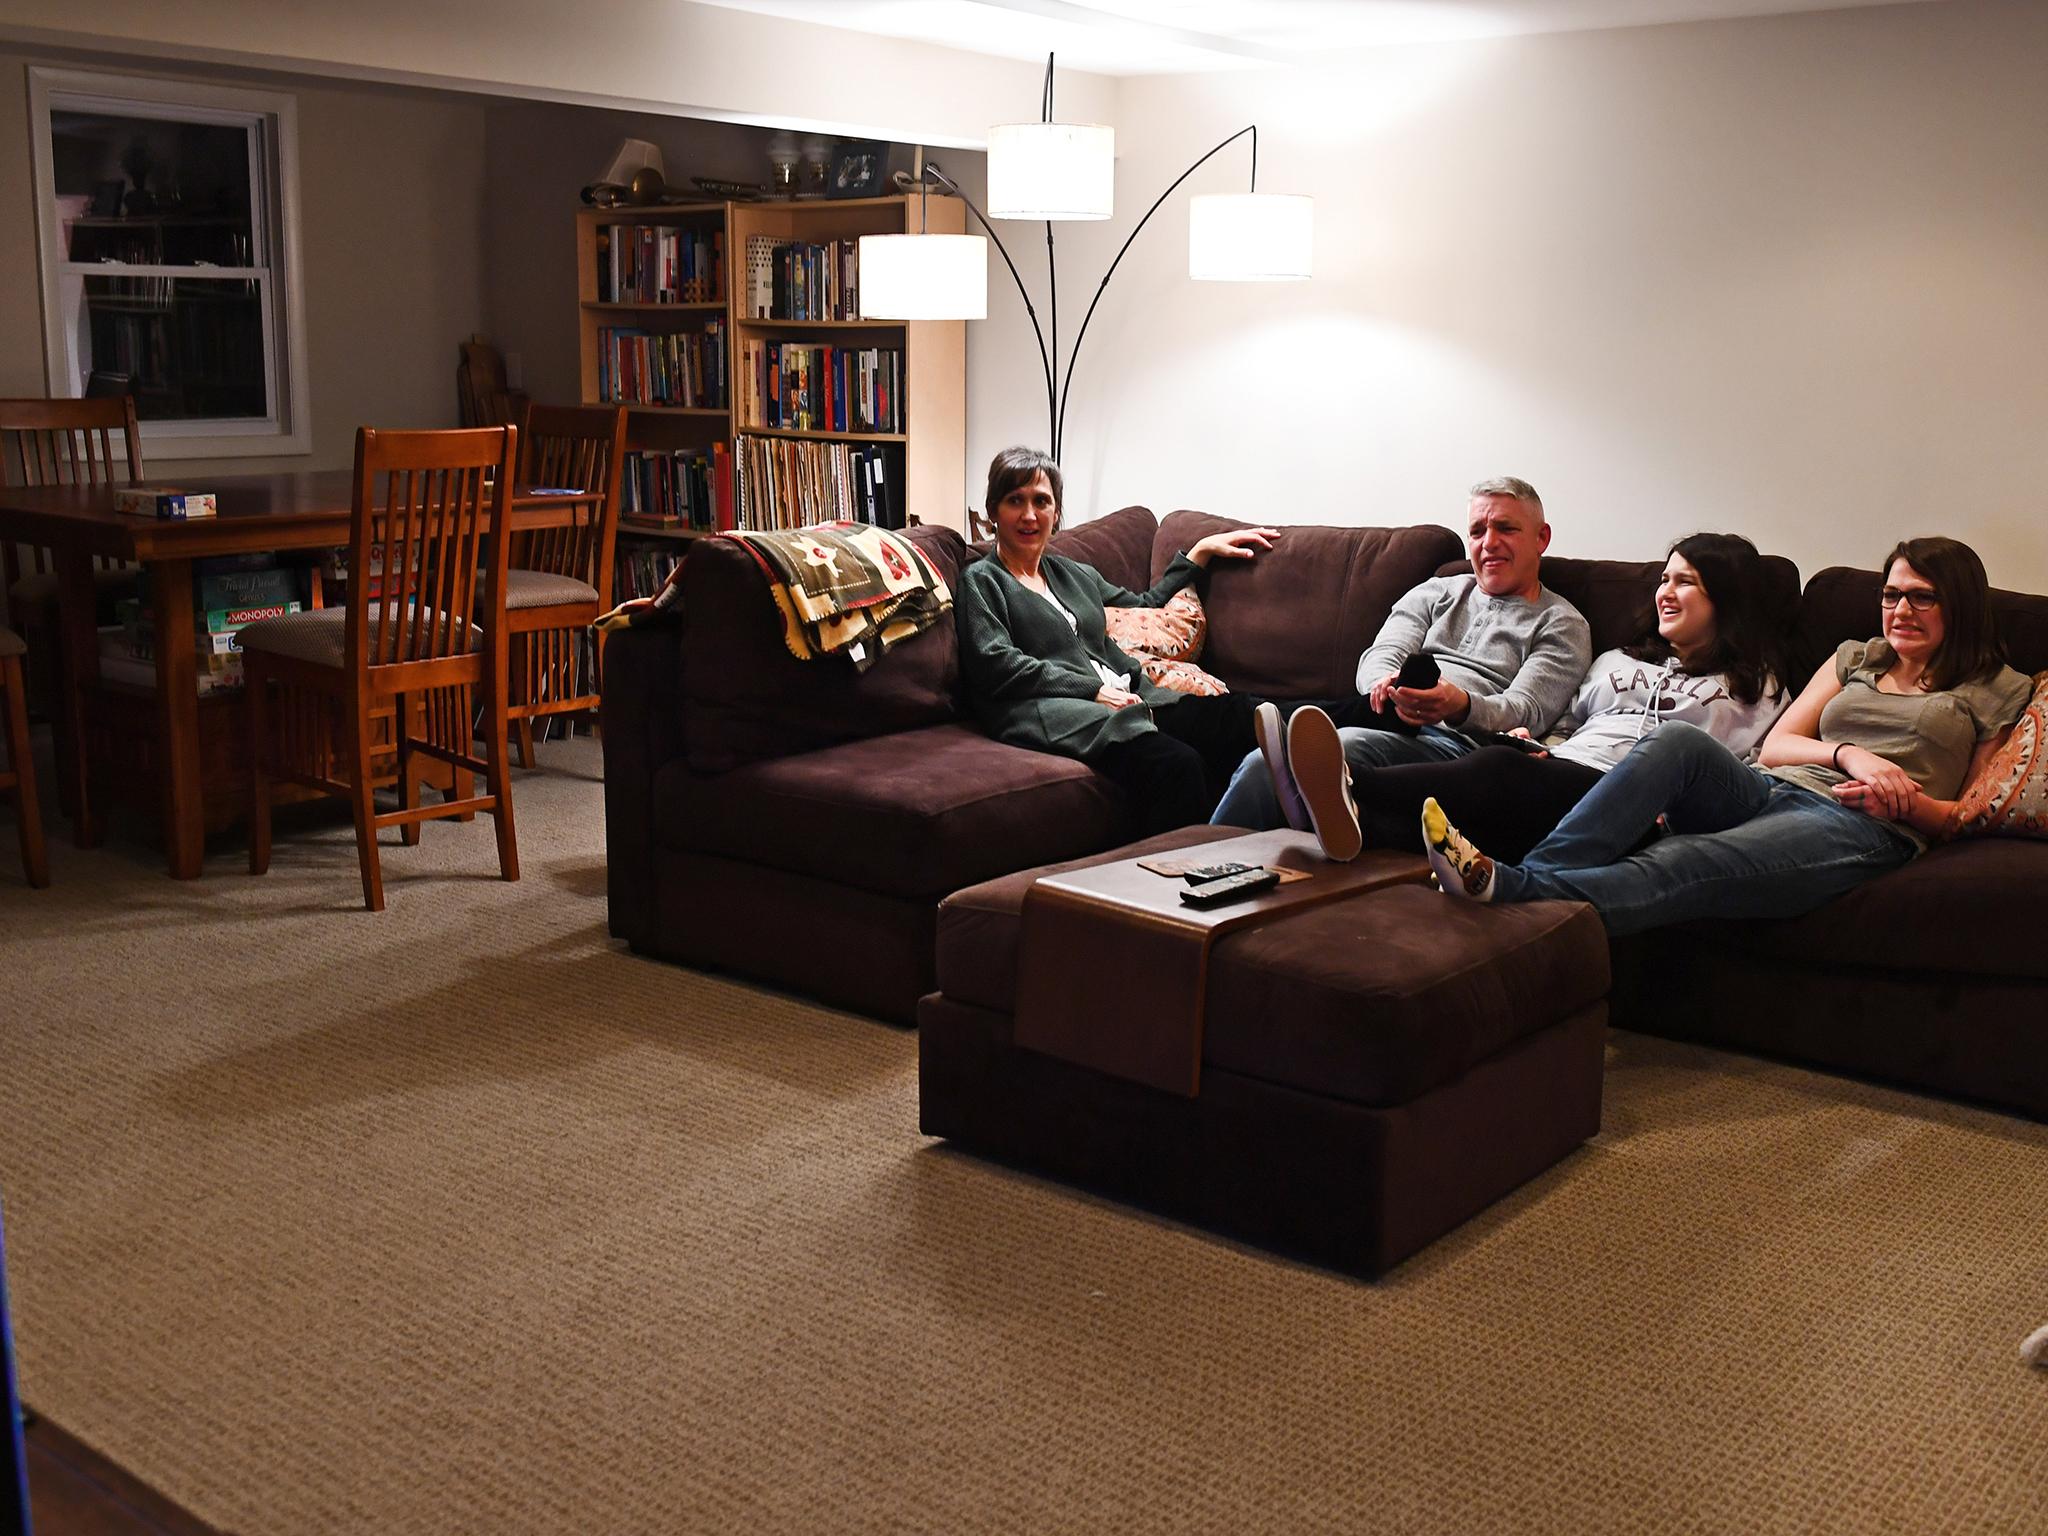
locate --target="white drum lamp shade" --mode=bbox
[857,234,989,320]
[1188,194,1314,281]
[988,123,1115,221]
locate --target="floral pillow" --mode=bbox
[1103,587,1207,662]
[1103,589,1229,696]
[1137,655,1229,696]
[1951,670,2048,839]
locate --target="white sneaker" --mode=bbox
[1253,701,1310,832]
[1285,706,1363,862]
[1422,796,1494,902]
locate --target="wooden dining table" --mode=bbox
[0,468,601,879]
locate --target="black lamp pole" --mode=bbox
[902,54,1261,464]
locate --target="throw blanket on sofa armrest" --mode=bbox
[732,523,952,671]
[594,521,951,673]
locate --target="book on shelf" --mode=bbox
[742,235,862,320]
[597,319,728,408]
[738,341,902,433]
[734,435,902,532]
[618,440,733,532]
[596,223,724,304]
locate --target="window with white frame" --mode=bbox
[29,68,311,458]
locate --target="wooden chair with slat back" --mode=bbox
[500,402,628,767]
[239,425,519,911]
[0,626,49,887]
[0,395,143,639]
[456,335,530,429]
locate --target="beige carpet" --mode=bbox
[2,736,2045,1534]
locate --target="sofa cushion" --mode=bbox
[1953,671,2048,839]
[1679,837,2048,981]
[656,722,1130,900]
[1795,566,2048,681]
[1200,884,1609,1108]
[1045,504,1156,593]
[680,523,968,773]
[1436,554,1802,659]
[934,826,1246,1013]
[1155,512,1463,700]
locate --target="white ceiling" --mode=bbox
[692,0,1942,74]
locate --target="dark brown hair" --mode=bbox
[1622,532,1788,706]
[1882,536,2005,692]
[983,447,1062,524]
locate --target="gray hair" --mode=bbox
[1468,476,1544,521]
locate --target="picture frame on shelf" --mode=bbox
[828,141,887,200]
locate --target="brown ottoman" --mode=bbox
[919,832,1611,1276]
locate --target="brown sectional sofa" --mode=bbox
[601,506,1462,1021]
[602,508,2048,1120]
[1609,566,2048,1121]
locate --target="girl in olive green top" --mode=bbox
[957,447,1279,836]
[1424,536,2031,934]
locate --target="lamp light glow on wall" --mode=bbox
[987,122,1114,220]
[856,233,988,320]
[860,55,1312,459]
[1188,193,1313,281]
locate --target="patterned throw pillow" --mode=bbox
[1137,655,1230,697]
[1102,589,1229,696]
[1951,670,2048,839]
[1102,588,1207,662]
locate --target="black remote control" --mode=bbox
[1180,867,1281,908]
[1183,861,1256,884]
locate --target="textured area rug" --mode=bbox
[2,736,2046,1533]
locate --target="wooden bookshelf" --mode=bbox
[574,194,966,537]
[728,194,964,532]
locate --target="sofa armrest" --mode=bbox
[601,623,689,947]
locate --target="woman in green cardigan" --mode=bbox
[956,447,1279,836]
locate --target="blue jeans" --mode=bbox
[1491,723,1917,935]
[1209,723,1476,828]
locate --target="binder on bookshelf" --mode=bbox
[734,435,904,532]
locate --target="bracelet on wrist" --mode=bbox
[1831,743,1847,772]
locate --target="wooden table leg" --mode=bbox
[53,551,101,848]
[150,557,205,879]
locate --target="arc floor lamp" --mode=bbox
[858,54,1312,463]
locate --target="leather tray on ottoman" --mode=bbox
[919,831,1613,1276]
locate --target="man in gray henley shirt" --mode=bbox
[1209,476,1592,828]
